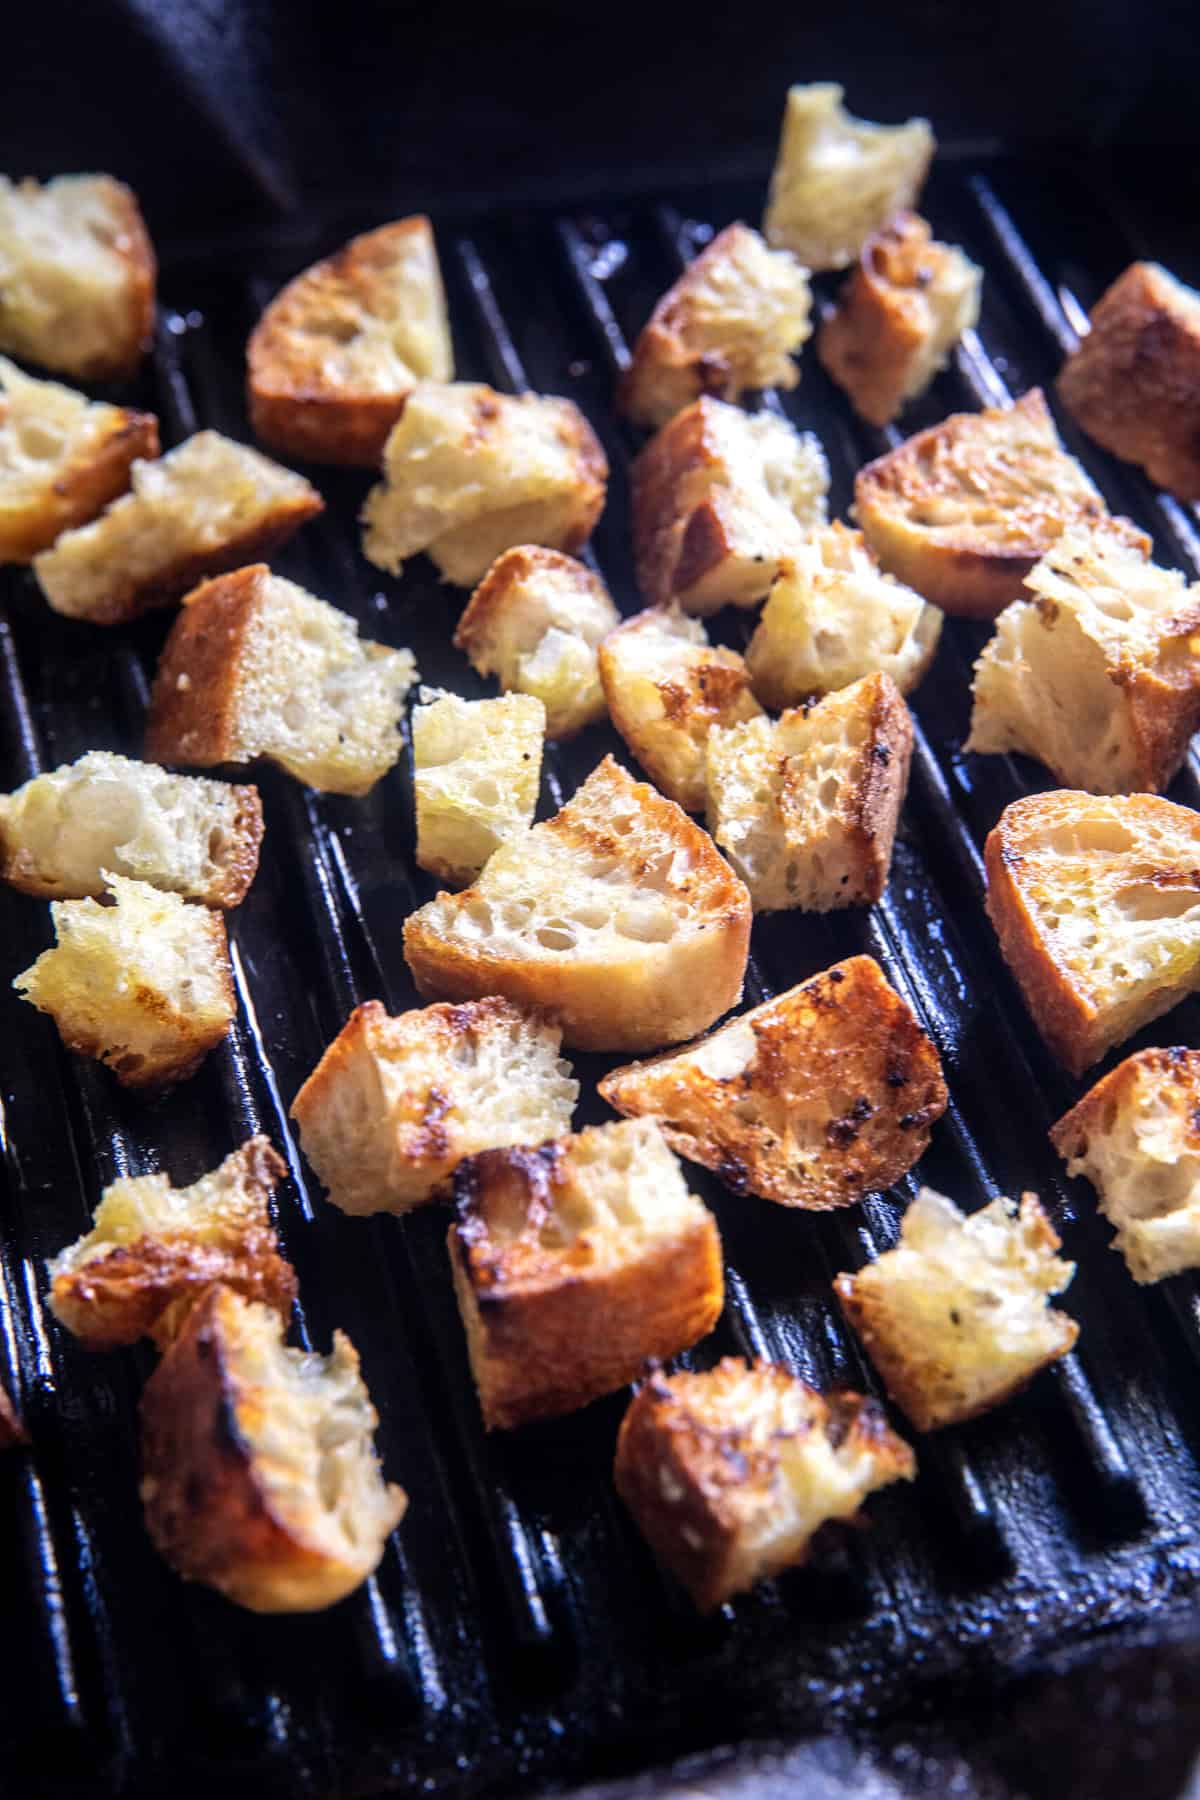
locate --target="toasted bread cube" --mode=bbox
[614,1359,914,1609]
[291,997,577,1216]
[836,1187,1078,1431]
[453,546,619,739]
[967,523,1200,795]
[32,431,323,625]
[745,522,941,709]
[0,751,262,906]
[706,673,912,913]
[361,381,607,586]
[14,873,235,1088]
[0,357,158,562]
[145,564,416,797]
[600,956,947,1209]
[0,1382,25,1449]
[248,216,453,466]
[48,1136,296,1350]
[632,397,829,614]
[620,223,812,429]
[140,1286,405,1612]
[0,175,155,380]
[450,1117,723,1428]
[412,688,544,885]
[763,84,934,273]
[1058,263,1200,500]
[985,790,1200,1075]
[404,754,751,1052]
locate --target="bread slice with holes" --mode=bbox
[33,431,323,625]
[632,396,829,613]
[291,997,577,1215]
[0,174,156,380]
[404,754,751,1051]
[248,216,453,466]
[0,357,159,561]
[412,688,544,885]
[705,672,912,912]
[619,223,812,429]
[600,955,947,1208]
[49,1136,296,1350]
[985,790,1200,1075]
[836,1186,1078,1431]
[0,751,263,906]
[614,1358,914,1610]
[145,564,416,796]
[450,1117,723,1428]
[14,873,235,1088]
[453,546,619,739]
[598,605,762,810]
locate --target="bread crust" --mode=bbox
[145,566,261,766]
[0,397,159,563]
[0,1382,26,1449]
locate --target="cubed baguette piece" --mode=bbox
[361,381,607,586]
[966,522,1200,795]
[412,688,544,885]
[291,997,577,1216]
[0,356,158,561]
[0,751,262,906]
[600,955,946,1209]
[598,605,762,811]
[984,790,1200,1075]
[614,1359,914,1610]
[450,1117,723,1428]
[145,564,416,796]
[763,84,934,272]
[404,754,751,1052]
[1057,262,1200,500]
[453,547,619,739]
[140,1286,405,1612]
[745,522,941,709]
[632,396,829,613]
[0,1382,25,1449]
[706,672,912,912]
[836,1187,1078,1431]
[32,431,323,625]
[248,215,453,466]
[49,1136,296,1350]
[0,174,155,380]
[14,873,235,1088]
[620,223,812,429]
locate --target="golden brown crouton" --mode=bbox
[449,1118,723,1429]
[0,1382,25,1449]
[412,688,545,886]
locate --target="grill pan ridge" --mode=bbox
[3,153,1200,1798]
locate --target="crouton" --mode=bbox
[966,522,1200,795]
[404,754,751,1052]
[0,357,158,562]
[853,389,1141,618]
[744,521,941,708]
[598,606,762,810]
[14,873,236,1088]
[632,396,829,613]
[145,564,416,797]
[614,1358,914,1609]
[984,789,1200,1075]
[247,216,454,466]
[619,223,812,429]
[48,1136,296,1350]
[836,1187,1078,1431]
[361,381,607,586]
[0,174,155,380]
[0,1383,24,1449]
[763,84,934,273]
[600,955,946,1208]
[140,1286,405,1612]
[1057,262,1200,500]
[705,672,911,913]
[32,431,323,625]
[412,688,545,885]
[291,997,577,1216]
[449,1117,723,1429]
[0,751,262,906]
[453,546,619,739]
